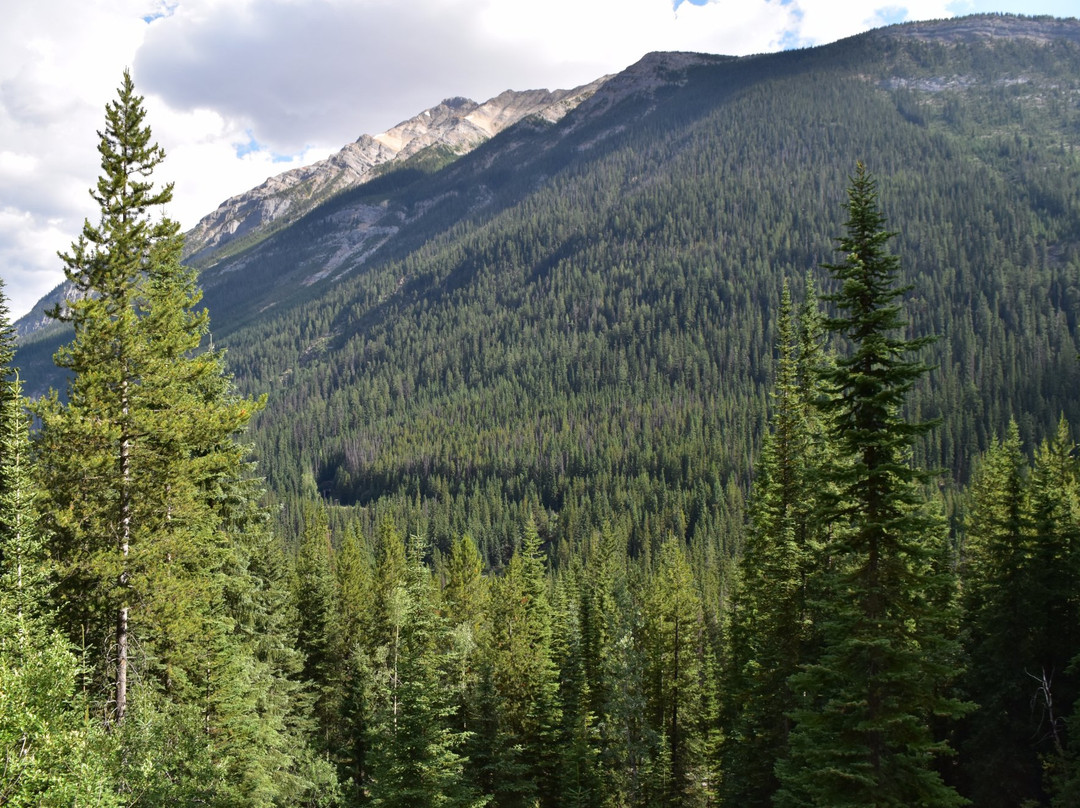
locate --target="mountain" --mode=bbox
[18,14,1080,560]
[181,81,609,266]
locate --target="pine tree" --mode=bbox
[578,525,635,806]
[551,564,602,808]
[294,499,344,754]
[961,419,1080,806]
[471,518,561,808]
[365,534,477,808]
[959,422,1040,805]
[442,533,487,637]
[775,164,967,808]
[335,520,376,800]
[441,532,488,772]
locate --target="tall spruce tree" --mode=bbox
[642,536,707,807]
[293,499,344,754]
[958,422,1039,805]
[551,563,603,808]
[365,534,477,808]
[775,164,967,808]
[441,532,488,772]
[334,520,377,800]
[471,519,561,808]
[32,71,333,804]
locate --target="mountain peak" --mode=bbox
[182,81,607,264]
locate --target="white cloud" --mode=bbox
[0,0,1065,319]
[0,1,159,318]
[792,0,954,45]
[135,0,802,159]
[0,207,73,320]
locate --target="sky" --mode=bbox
[1,0,1077,319]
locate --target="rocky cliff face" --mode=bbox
[886,13,1080,45]
[182,81,608,265]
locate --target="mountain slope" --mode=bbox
[19,15,1080,560]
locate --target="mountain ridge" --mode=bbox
[181,80,609,266]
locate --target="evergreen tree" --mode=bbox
[723,278,828,807]
[365,534,478,808]
[32,70,335,804]
[551,564,602,808]
[294,499,344,754]
[961,418,1080,806]
[642,536,707,807]
[471,519,561,808]
[441,532,488,770]
[578,525,637,806]
[0,281,118,807]
[0,282,40,625]
[442,533,487,637]
[775,164,967,808]
[959,422,1040,805]
[335,520,377,800]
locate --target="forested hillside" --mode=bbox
[18,17,1080,563]
[7,13,1080,807]
[176,14,1080,560]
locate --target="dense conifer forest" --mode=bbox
[5,13,1080,807]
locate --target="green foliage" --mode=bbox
[960,418,1080,806]
[471,520,561,807]
[120,20,1080,573]
[294,499,345,752]
[723,278,829,807]
[29,70,333,806]
[0,282,118,807]
[642,536,712,807]
[365,535,479,808]
[12,18,1080,808]
[775,164,967,808]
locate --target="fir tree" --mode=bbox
[335,520,376,800]
[959,422,1040,805]
[441,532,488,771]
[961,419,1080,806]
[642,536,707,807]
[294,499,344,754]
[775,164,967,808]
[472,519,561,808]
[365,534,478,808]
[551,564,602,808]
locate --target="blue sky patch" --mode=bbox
[873,5,910,26]
[234,132,305,163]
[234,132,263,159]
[142,1,177,24]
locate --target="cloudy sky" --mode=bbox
[1,0,1077,319]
